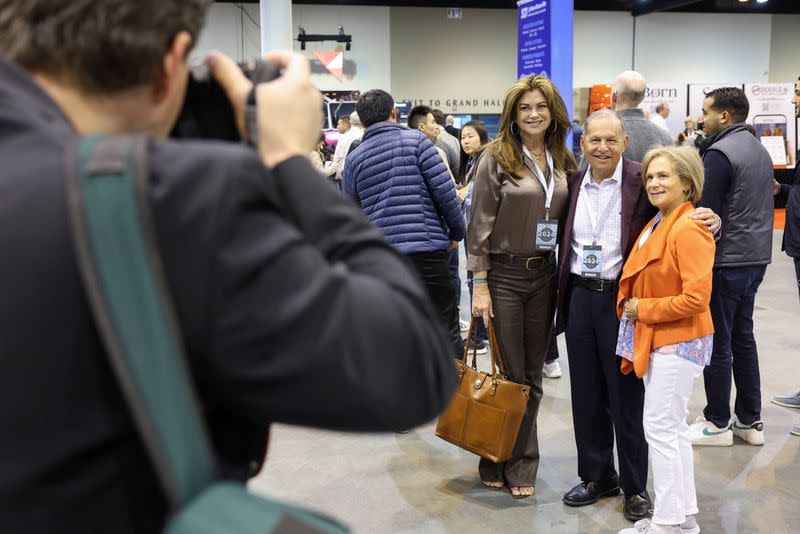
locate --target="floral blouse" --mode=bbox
[616,313,713,367]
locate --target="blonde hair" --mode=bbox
[486,75,577,178]
[641,146,704,203]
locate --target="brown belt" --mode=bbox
[490,253,552,270]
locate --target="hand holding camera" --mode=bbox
[203,51,323,168]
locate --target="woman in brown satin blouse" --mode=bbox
[467,75,577,498]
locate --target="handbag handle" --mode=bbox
[485,318,508,378]
[461,316,509,379]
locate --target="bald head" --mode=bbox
[613,70,647,110]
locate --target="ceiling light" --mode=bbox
[756,0,768,3]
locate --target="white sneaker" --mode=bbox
[732,418,764,445]
[543,360,562,378]
[688,416,732,446]
[619,518,681,534]
[459,319,469,332]
[680,515,700,534]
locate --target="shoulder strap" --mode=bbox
[65,135,215,511]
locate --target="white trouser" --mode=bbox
[643,352,704,525]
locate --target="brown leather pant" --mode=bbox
[478,256,556,488]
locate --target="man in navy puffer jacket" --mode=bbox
[345,90,466,358]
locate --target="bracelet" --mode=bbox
[472,278,488,285]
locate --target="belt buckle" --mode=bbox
[525,257,539,270]
[597,279,612,292]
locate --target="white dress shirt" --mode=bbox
[570,158,624,279]
[650,113,670,133]
[329,127,363,180]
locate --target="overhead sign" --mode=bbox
[447,8,462,20]
[517,0,550,78]
[312,50,344,83]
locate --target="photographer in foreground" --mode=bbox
[0,1,457,532]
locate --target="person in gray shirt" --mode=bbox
[612,71,673,163]
[432,109,461,175]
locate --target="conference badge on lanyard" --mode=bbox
[529,147,557,252]
[581,245,603,278]
[535,215,558,252]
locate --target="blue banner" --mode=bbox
[517,0,551,78]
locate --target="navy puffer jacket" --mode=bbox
[344,122,466,254]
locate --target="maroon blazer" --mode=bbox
[555,158,656,333]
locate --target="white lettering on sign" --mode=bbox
[447,8,462,20]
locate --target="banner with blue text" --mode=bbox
[517,0,550,78]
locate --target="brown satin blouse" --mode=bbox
[466,150,569,272]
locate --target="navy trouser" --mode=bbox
[795,258,800,303]
[703,265,766,428]
[407,250,463,359]
[545,326,559,362]
[565,282,648,496]
[448,247,461,316]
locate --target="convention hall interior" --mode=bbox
[211,0,797,532]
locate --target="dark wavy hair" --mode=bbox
[457,120,489,185]
[0,0,212,94]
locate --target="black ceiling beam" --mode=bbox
[632,0,703,16]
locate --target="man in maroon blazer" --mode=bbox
[556,109,719,522]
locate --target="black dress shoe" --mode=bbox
[623,490,652,521]
[562,477,621,507]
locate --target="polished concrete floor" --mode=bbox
[250,232,800,533]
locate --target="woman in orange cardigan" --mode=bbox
[616,146,715,534]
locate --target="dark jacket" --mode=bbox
[343,122,465,254]
[781,155,800,258]
[698,123,774,267]
[556,158,657,333]
[0,59,457,533]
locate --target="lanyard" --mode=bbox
[522,145,555,219]
[579,174,621,246]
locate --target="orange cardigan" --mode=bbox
[616,202,715,378]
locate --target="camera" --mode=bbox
[170,59,280,142]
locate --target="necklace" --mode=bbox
[528,145,545,157]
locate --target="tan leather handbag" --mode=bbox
[435,318,530,463]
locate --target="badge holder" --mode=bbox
[581,245,603,278]
[535,217,558,252]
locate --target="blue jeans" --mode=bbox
[703,265,766,428]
